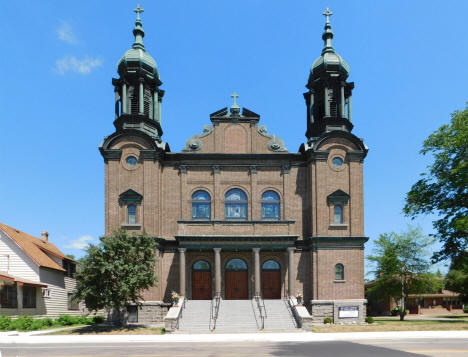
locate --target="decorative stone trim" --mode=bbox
[178,165,187,174]
[182,125,213,152]
[257,125,288,152]
[212,165,221,174]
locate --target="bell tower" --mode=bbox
[304,8,354,141]
[111,4,164,142]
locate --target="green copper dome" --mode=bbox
[117,5,159,79]
[310,8,349,77]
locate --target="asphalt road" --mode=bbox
[0,339,467,357]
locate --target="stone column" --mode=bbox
[178,248,186,296]
[253,248,261,297]
[287,247,295,297]
[340,85,346,118]
[347,94,352,122]
[324,87,330,117]
[153,91,159,122]
[139,80,144,114]
[122,83,127,114]
[214,248,222,297]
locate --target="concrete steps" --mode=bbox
[177,298,298,333]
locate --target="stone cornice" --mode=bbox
[177,220,295,224]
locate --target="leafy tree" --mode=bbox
[73,229,157,324]
[367,226,440,320]
[445,252,468,303]
[403,104,468,262]
[66,254,75,260]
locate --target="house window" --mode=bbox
[225,188,247,220]
[63,260,76,278]
[334,205,343,224]
[127,204,137,224]
[335,263,344,280]
[261,190,280,220]
[23,286,36,308]
[68,293,79,310]
[0,285,17,308]
[192,190,211,220]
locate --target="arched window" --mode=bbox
[225,188,247,220]
[262,259,280,271]
[334,205,343,224]
[226,258,248,271]
[192,190,211,220]
[262,190,280,220]
[127,204,137,224]
[193,260,211,271]
[335,263,344,280]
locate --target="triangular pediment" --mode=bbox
[119,189,143,204]
[327,189,349,203]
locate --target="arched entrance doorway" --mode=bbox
[261,259,281,299]
[192,260,212,300]
[225,258,248,299]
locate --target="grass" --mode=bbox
[46,325,165,335]
[311,317,468,333]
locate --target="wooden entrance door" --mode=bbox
[192,260,212,300]
[261,259,281,299]
[225,271,248,299]
[225,258,249,299]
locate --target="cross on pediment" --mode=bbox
[134,4,144,20]
[230,92,239,107]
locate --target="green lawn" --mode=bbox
[46,325,165,335]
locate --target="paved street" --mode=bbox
[0,338,467,357]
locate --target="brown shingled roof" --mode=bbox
[0,223,66,272]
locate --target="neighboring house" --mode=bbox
[0,223,80,317]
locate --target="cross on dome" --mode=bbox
[134,4,144,20]
[323,7,333,23]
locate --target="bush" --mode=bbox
[92,315,105,324]
[365,316,374,324]
[390,307,399,316]
[30,319,45,331]
[0,315,12,331]
[323,317,333,324]
[12,315,34,331]
[56,314,74,326]
[42,317,54,327]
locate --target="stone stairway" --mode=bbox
[177,298,298,333]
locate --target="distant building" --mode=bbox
[100,7,368,325]
[0,223,79,317]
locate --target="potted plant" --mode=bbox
[171,291,180,306]
[296,292,303,305]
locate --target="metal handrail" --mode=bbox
[255,295,267,330]
[175,297,186,330]
[283,296,299,328]
[209,295,220,331]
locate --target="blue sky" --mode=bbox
[1,1,467,274]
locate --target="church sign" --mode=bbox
[338,306,359,318]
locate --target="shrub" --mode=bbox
[42,317,54,327]
[323,317,333,324]
[365,316,374,324]
[12,315,34,331]
[31,319,45,331]
[390,307,399,316]
[92,315,105,324]
[0,315,12,331]
[463,306,468,313]
[56,314,74,326]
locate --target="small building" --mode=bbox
[0,223,80,317]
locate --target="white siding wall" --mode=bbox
[0,230,39,280]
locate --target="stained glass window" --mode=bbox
[262,259,280,270]
[225,189,247,220]
[193,260,211,271]
[334,205,343,224]
[128,204,137,224]
[262,190,280,219]
[192,190,211,220]
[226,258,248,271]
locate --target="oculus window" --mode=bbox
[192,190,211,220]
[261,190,280,220]
[225,188,247,220]
[125,156,138,167]
[332,157,343,167]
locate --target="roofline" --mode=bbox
[0,227,42,268]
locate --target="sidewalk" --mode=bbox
[0,330,467,344]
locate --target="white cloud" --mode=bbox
[66,235,96,250]
[54,56,103,75]
[57,21,78,44]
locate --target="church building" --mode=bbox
[100,6,368,326]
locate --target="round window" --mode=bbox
[126,156,138,167]
[332,157,343,167]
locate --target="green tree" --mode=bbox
[445,252,468,303]
[403,104,468,262]
[73,229,157,324]
[367,226,440,320]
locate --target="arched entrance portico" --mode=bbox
[192,260,212,300]
[261,259,281,299]
[225,258,248,299]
